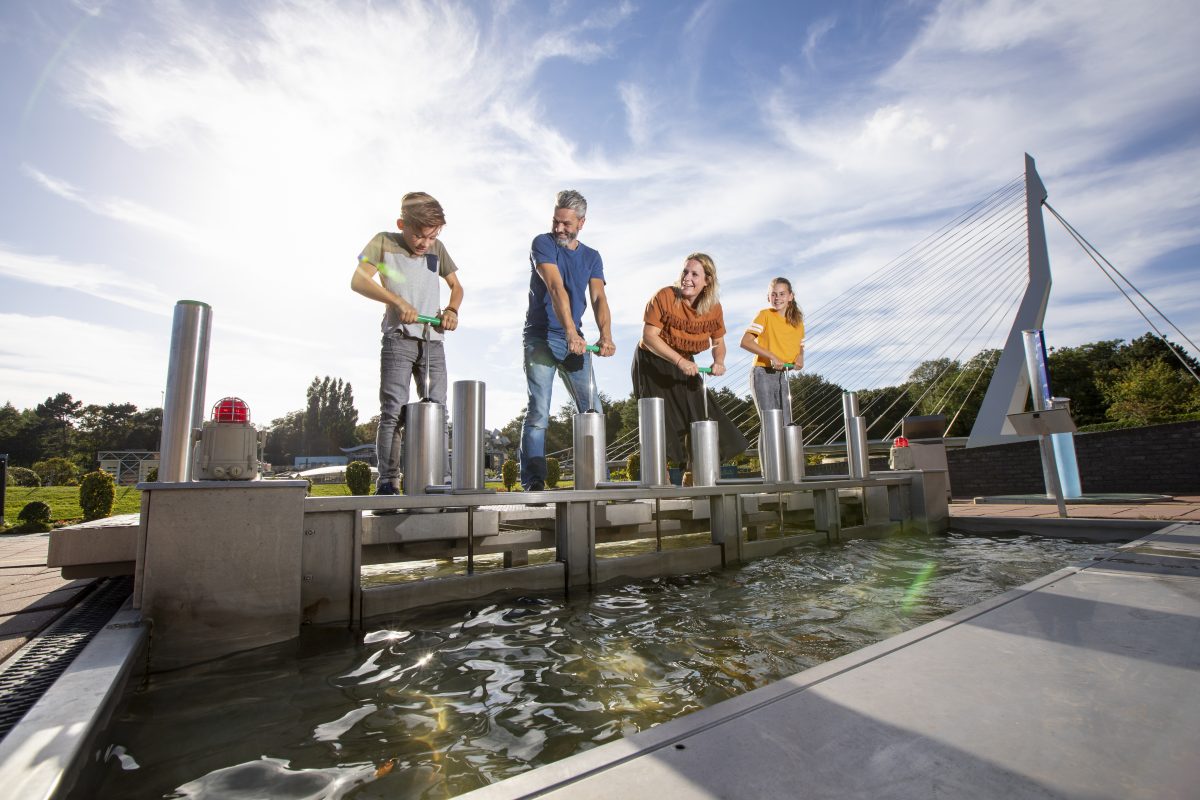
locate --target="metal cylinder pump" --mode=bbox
[638,397,669,487]
[759,408,788,483]
[572,411,607,490]
[451,380,486,492]
[690,420,720,487]
[159,300,212,482]
[784,424,806,482]
[402,401,445,496]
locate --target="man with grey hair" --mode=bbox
[519,189,615,491]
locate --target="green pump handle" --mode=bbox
[415,314,442,326]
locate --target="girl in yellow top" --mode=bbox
[740,277,804,426]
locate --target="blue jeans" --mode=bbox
[519,335,601,488]
[377,333,447,485]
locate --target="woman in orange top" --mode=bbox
[633,253,750,475]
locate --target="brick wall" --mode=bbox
[944,420,1200,497]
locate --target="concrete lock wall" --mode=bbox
[947,420,1200,497]
[120,471,946,670]
[134,481,309,671]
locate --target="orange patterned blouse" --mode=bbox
[642,286,726,356]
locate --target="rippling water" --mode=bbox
[86,532,1112,799]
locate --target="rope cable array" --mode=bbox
[551,174,1032,466]
[1044,201,1200,385]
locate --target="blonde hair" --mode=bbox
[676,252,720,314]
[771,277,804,328]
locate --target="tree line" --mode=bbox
[5,334,1195,476]
[487,333,1200,461]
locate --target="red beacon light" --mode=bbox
[192,397,262,480]
[893,436,910,448]
[212,397,251,424]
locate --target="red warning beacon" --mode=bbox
[192,397,263,480]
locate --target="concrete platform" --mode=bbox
[460,522,1200,800]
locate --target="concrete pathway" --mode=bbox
[950,495,1200,522]
[0,532,95,664]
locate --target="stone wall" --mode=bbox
[944,420,1200,497]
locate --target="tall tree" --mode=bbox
[34,393,83,458]
[1102,360,1200,425]
[0,402,41,466]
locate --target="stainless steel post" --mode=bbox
[842,391,860,479]
[451,380,485,492]
[159,300,212,482]
[848,416,870,479]
[784,424,805,482]
[572,411,606,490]
[638,397,670,487]
[402,401,445,496]
[759,408,787,483]
[691,420,720,487]
[1023,329,1069,515]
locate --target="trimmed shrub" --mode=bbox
[80,470,116,521]
[145,467,159,482]
[626,451,640,482]
[6,466,40,487]
[609,467,629,482]
[33,457,80,487]
[346,460,371,496]
[545,457,560,489]
[17,501,52,533]
[501,459,518,491]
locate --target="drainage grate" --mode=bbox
[0,576,134,742]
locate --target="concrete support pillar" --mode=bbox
[887,483,910,533]
[813,488,842,542]
[134,480,308,670]
[556,500,593,588]
[910,471,949,535]
[709,494,742,564]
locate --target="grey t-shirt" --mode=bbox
[359,233,458,339]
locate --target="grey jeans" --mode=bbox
[750,366,794,425]
[750,366,794,468]
[377,332,447,484]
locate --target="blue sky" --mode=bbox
[2,0,1198,431]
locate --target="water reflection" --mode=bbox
[88,533,1111,799]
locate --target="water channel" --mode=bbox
[84,531,1115,799]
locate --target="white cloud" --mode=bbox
[0,244,172,316]
[8,0,1196,431]
[24,164,201,242]
[0,313,166,410]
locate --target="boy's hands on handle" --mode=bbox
[395,301,420,325]
[567,331,587,356]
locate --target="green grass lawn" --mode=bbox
[3,478,575,531]
[3,484,143,528]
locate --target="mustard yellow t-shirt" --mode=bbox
[746,308,804,367]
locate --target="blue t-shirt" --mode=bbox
[523,232,605,339]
